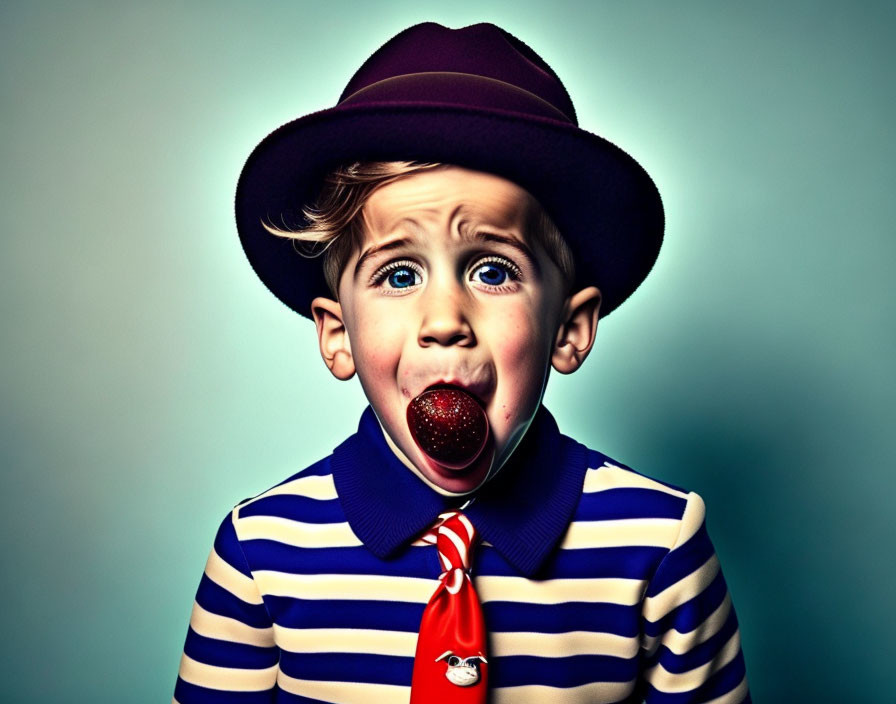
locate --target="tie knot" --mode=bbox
[433,510,478,572]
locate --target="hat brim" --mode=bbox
[235,103,663,317]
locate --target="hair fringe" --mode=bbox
[261,161,575,297]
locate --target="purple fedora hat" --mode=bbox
[235,22,663,318]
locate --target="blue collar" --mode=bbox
[330,405,588,577]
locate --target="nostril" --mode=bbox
[419,325,475,347]
[424,332,467,346]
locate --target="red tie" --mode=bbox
[410,511,488,703]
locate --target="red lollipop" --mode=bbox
[407,388,489,469]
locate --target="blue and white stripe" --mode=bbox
[175,456,749,703]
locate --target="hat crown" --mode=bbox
[338,23,578,124]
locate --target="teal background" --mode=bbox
[2,2,893,701]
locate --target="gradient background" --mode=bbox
[2,2,893,702]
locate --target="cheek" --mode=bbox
[348,313,404,379]
[491,309,553,401]
[357,339,400,377]
[500,303,551,359]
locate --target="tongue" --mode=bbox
[407,388,489,469]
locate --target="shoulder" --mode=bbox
[571,447,707,551]
[216,454,350,554]
[580,447,695,502]
[233,455,337,515]
[581,447,690,497]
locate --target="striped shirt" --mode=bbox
[174,407,749,703]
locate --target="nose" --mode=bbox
[418,282,475,348]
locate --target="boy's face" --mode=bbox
[312,166,600,495]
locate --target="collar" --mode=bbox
[330,405,588,577]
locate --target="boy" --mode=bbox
[174,23,749,703]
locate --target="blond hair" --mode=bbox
[262,161,575,296]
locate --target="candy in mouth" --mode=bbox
[407,387,489,469]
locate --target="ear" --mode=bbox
[310,296,355,380]
[551,286,601,374]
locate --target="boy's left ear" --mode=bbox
[551,286,602,374]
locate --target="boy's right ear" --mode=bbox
[310,297,355,380]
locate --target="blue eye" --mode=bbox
[472,262,508,286]
[386,266,421,289]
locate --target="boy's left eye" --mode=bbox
[469,256,521,288]
[472,263,507,286]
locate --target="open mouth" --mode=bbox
[406,385,490,471]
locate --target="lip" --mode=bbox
[413,377,492,407]
[400,353,497,409]
[424,381,484,404]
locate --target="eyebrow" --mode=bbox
[353,238,412,279]
[353,230,540,280]
[473,232,540,271]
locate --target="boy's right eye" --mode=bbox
[372,259,423,292]
[387,267,420,289]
